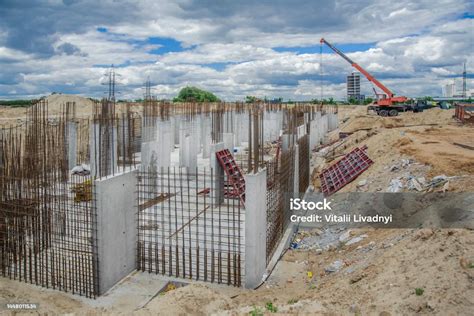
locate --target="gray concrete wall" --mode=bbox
[90,123,118,177]
[141,141,159,171]
[94,169,138,294]
[293,144,299,195]
[244,169,267,289]
[223,133,234,152]
[328,113,339,131]
[67,122,77,170]
[309,119,319,150]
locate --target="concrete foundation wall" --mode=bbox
[328,113,339,131]
[244,169,267,288]
[94,170,138,294]
[223,133,234,152]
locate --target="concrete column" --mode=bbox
[321,114,329,134]
[193,118,202,155]
[179,123,189,167]
[173,116,180,146]
[93,169,137,294]
[183,135,197,171]
[239,113,250,144]
[293,144,300,196]
[169,118,176,152]
[210,142,225,205]
[67,122,77,170]
[202,120,212,158]
[223,132,234,152]
[90,123,118,178]
[140,141,159,171]
[309,120,319,150]
[328,113,339,131]
[244,169,267,288]
[281,134,292,152]
[297,124,306,139]
[157,122,172,168]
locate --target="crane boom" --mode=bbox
[320,38,407,106]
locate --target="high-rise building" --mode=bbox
[347,72,363,101]
[444,83,456,97]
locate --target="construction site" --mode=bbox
[0,85,473,314]
[0,9,473,312]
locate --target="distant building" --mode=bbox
[347,72,364,101]
[444,83,456,97]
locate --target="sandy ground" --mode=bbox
[0,103,473,315]
[313,106,474,192]
[2,228,472,315]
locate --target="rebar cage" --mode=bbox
[137,167,244,286]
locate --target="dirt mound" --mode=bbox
[340,107,455,133]
[314,106,474,193]
[45,94,96,116]
[224,228,474,315]
[398,125,474,177]
[141,284,232,315]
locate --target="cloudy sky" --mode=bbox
[0,0,472,101]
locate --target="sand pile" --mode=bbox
[339,106,455,133]
[45,94,96,116]
[140,284,232,315]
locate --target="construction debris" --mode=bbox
[71,164,91,175]
[325,260,344,273]
[387,179,404,192]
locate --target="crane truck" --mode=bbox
[320,38,423,116]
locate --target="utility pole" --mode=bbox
[462,62,467,99]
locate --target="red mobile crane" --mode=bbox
[320,38,416,116]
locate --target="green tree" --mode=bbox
[173,86,220,102]
[321,97,336,105]
[348,97,359,105]
[363,97,374,105]
[245,95,259,103]
[0,99,35,107]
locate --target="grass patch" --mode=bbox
[249,306,263,316]
[415,288,424,296]
[265,301,278,313]
[469,262,474,269]
[287,298,299,305]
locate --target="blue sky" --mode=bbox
[0,0,472,100]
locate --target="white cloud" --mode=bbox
[0,0,472,100]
